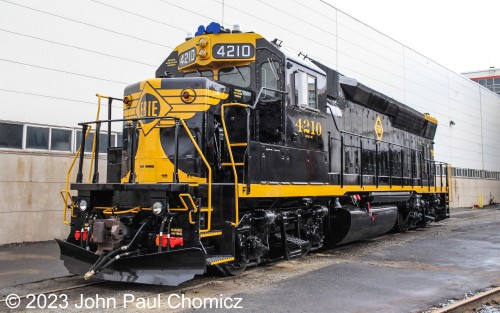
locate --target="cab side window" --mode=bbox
[307,75,317,109]
[261,61,280,98]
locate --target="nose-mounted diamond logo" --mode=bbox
[374,115,384,141]
[136,81,172,136]
[139,93,161,124]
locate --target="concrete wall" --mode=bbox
[450,178,500,209]
[0,151,107,245]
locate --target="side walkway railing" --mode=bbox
[60,95,213,233]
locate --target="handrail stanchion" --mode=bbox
[77,125,88,183]
[340,135,344,188]
[129,122,137,183]
[375,141,379,188]
[221,103,248,226]
[178,119,212,232]
[173,120,180,183]
[389,145,393,188]
[107,98,112,149]
[92,122,101,183]
[359,139,363,188]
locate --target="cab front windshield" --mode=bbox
[218,66,251,88]
[184,70,213,79]
[184,66,251,88]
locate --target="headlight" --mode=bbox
[198,49,208,58]
[152,202,164,215]
[78,199,88,212]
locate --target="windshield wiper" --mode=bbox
[267,58,279,81]
[233,66,246,82]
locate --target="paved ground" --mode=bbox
[0,206,499,312]
[0,241,69,288]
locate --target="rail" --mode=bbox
[59,126,91,225]
[220,87,288,226]
[327,105,450,196]
[74,115,213,233]
[61,95,213,232]
[221,103,249,226]
[59,93,108,225]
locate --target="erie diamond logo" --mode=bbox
[374,115,384,141]
[135,81,172,136]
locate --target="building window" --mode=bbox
[495,78,500,95]
[473,78,500,95]
[51,129,72,151]
[0,122,23,149]
[76,131,117,153]
[116,134,123,147]
[26,126,49,150]
[76,130,94,153]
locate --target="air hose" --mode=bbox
[158,217,173,253]
[84,219,150,280]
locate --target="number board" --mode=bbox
[212,43,255,59]
[178,47,196,68]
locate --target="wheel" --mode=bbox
[396,209,409,232]
[220,260,247,276]
[420,207,428,228]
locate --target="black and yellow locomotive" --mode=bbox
[57,23,450,286]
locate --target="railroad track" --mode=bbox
[431,287,500,313]
[0,280,107,304]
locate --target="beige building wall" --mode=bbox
[450,177,500,208]
[0,151,107,245]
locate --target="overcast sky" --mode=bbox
[325,0,499,73]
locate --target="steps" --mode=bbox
[275,233,310,259]
[206,255,234,266]
[200,230,222,238]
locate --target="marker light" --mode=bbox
[123,95,132,108]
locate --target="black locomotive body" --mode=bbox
[57,23,449,285]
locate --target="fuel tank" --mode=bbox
[327,206,398,245]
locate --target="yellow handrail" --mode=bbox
[93,206,152,215]
[60,126,92,225]
[177,193,198,225]
[88,94,104,183]
[221,103,249,226]
[178,119,213,232]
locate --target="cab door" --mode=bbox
[255,48,284,145]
